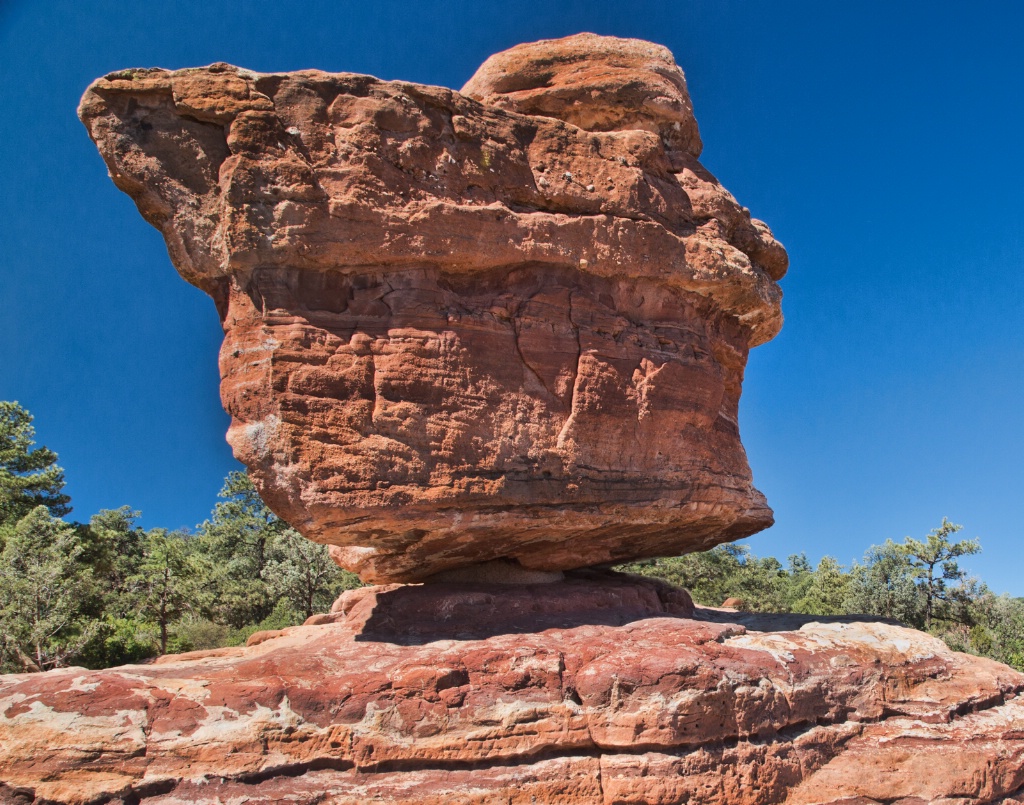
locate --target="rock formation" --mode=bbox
[78,33,787,582]
[2,575,1023,805]
[2,34,1023,805]
[2,31,1024,802]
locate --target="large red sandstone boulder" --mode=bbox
[1,576,1022,804]
[78,34,787,582]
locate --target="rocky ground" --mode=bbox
[2,573,1022,804]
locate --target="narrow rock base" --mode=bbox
[2,573,1023,804]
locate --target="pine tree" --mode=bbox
[0,507,95,671]
[903,518,980,630]
[197,471,288,627]
[265,529,361,619]
[793,556,848,615]
[130,529,208,655]
[843,539,923,626]
[0,401,71,526]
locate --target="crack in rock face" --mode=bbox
[78,33,788,583]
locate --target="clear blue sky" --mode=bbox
[2,1,1021,593]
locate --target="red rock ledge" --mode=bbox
[2,574,1022,804]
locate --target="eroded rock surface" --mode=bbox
[2,576,1022,805]
[78,34,787,582]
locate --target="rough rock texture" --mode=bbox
[78,34,787,582]
[2,575,1023,805]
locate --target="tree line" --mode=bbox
[0,401,360,673]
[1,400,1022,673]
[619,521,1024,671]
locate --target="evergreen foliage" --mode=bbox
[196,471,360,628]
[0,401,71,526]
[620,520,1022,670]
[901,517,980,629]
[0,507,95,671]
[0,401,364,673]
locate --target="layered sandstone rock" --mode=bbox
[2,575,1022,805]
[59,36,1024,805]
[78,34,787,582]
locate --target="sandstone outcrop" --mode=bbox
[2,575,1023,805]
[54,35,1024,805]
[78,34,787,582]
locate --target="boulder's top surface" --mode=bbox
[79,35,787,582]
[2,576,1022,805]
[462,33,704,157]
[78,33,785,338]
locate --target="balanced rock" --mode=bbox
[3,576,1023,805]
[78,34,787,582]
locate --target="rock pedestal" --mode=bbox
[78,34,786,582]
[2,575,1023,805]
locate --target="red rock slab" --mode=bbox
[462,33,704,156]
[2,577,1022,804]
[78,34,787,582]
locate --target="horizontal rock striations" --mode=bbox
[2,576,1022,805]
[79,34,787,582]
